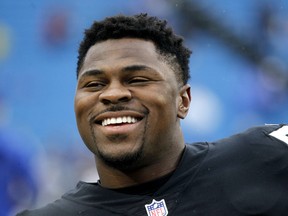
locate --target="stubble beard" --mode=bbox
[89,122,147,171]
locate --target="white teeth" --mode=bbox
[116,117,122,123]
[101,116,139,126]
[111,118,116,124]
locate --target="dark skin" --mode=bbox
[74,38,191,189]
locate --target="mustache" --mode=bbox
[89,105,148,124]
[104,105,131,112]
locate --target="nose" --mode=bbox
[99,82,132,104]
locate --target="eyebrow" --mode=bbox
[121,65,152,73]
[78,69,103,81]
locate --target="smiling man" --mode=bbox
[75,38,190,179]
[18,14,288,216]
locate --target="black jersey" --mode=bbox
[17,124,288,216]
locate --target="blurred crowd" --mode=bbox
[1,0,288,215]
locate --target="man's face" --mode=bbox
[74,38,190,170]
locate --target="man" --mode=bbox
[18,13,288,215]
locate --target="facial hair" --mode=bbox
[89,111,148,171]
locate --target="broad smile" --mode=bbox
[101,116,139,126]
[92,110,146,131]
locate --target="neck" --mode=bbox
[95,142,185,189]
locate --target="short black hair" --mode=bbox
[77,13,191,84]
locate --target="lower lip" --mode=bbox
[97,120,143,135]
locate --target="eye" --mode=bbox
[128,77,150,84]
[84,81,106,90]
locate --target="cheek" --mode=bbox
[74,98,97,149]
[145,90,178,123]
[74,98,90,138]
[154,87,177,111]
[74,99,85,120]
[74,95,96,150]
[74,93,96,119]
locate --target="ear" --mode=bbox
[177,84,191,119]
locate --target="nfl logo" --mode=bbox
[145,199,168,216]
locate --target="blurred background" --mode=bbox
[1,0,288,215]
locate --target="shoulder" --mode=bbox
[16,182,98,216]
[239,124,288,143]
[214,124,288,151]
[16,198,83,216]
[202,124,288,170]
[206,125,288,214]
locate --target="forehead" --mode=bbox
[80,38,165,75]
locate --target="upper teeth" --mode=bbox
[102,116,138,126]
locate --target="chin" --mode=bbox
[97,146,144,171]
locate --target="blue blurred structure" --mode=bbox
[0,127,37,216]
[0,0,288,215]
